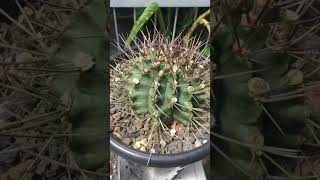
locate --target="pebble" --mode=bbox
[186,136,196,143]
[195,132,203,139]
[183,141,193,151]
[169,129,176,137]
[167,143,177,153]
[195,140,202,148]
[160,139,166,148]
[123,138,132,145]
[140,146,146,152]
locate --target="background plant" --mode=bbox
[0,0,108,178]
[211,0,320,179]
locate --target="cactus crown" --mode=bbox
[116,33,210,127]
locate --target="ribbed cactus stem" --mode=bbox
[125,37,209,126]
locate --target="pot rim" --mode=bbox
[110,45,210,167]
[110,134,210,167]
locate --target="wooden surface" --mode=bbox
[110,0,209,7]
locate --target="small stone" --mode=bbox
[123,138,132,145]
[177,143,183,152]
[182,141,193,151]
[175,124,184,134]
[140,138,148,147]
[160,139,166,148]
[195,140,201,148]
[195,132,202,139]
[114,127,121,134]
[140,146,146,152]
[170,129,176,137]
[186,136,196,143]
[167,143,177,152]
[133,141,141,149]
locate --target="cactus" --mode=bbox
[0,0,108,176]
[116,5,211,130]
[212,0,320,179]
[111,29,210,152]
[126,44,208,126]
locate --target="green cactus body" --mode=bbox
[127,46,208,126]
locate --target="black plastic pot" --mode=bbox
[111,135,210,167]
[110,46,210,168]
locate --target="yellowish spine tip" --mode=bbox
[143,68,149,73]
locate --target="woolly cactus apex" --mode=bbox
[122,33,210,127]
